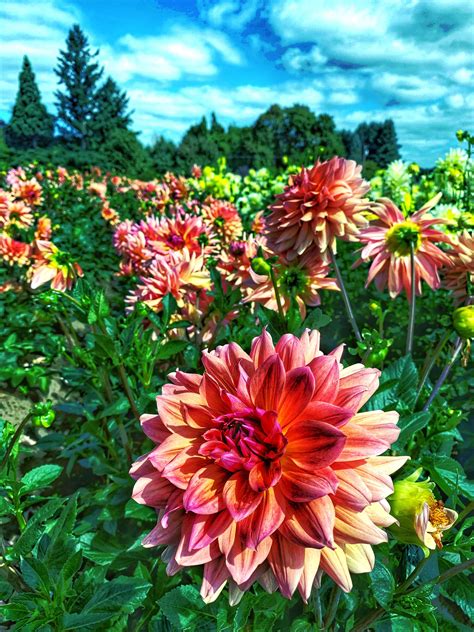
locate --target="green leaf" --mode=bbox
[422,455,474,500]
[99,396,130,418]
[158,585,216,630]
[15,498,64,556]
[371,559,395,608]
[84,575,151,613]
[156,339,188,360]
[301,308,331,331]
[162,293,178,326]
[365,355,418,411]
[397,411,431,446]
[20,557,51,592]
[20,464,63,494]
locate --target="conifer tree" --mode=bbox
[54,24,103,149]
[5,56,54,149]
[90,77,132,147]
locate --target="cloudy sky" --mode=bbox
[1,0,473,165]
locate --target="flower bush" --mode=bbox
[0,132,472,631]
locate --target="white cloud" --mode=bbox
[282,46,327,73]
[199,0,261,30]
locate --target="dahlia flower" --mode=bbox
[30,241,83,292]
[6,166,26,187]
[443,231,474,304]
[202,197,243,242]
[265,157,370,260]
[34,216,52,241]
[355,194,453,298]
[101,202,120,226]
[244,252,339,319]
[126,250,210,313]
[251,211,265,235]
[131,329,407,603]
[4,201,34,230]
[0,236,32,267]
[218,235,264,287]
[13,179,43,206]
[141,212,215,256]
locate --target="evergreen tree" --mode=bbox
[176,116,220,172]
[5,56,54,149]
[90,77,132,147]
[353,120,401,168]
[55,24,103,149]
[149,136,177,174]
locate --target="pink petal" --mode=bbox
[223,470,262,521]
[285,420,346,470]
[239,487,285,549]
[278,367,315,425]
[279,463,338,502]
[268,534,305,598]
[274,334,305,370]
[249,354,285,410]
[183,464,228,514]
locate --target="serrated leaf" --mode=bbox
[156,339,188,360]
[20,557,51,592]
[83,575,151,613]
[158,585,216,630]
[20,464,63,494]
[99,396,130,418]
[15,498,64,556]
[365,355,418,411]
[371,559,395,608]
[397,411,431,446]
[422,455,474,500]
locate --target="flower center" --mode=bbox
[167,233,185,249]
[428,499,452,548]
[279,266,308,296]
[199,408,287,490]
[385,221,422,256]
[229,241,245,257]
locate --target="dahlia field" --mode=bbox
[0,135,473,631]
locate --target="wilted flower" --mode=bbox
[131,329,407,603]
[443,231,474,305]
[265,157,370,260]
[30,241,83,292]
[202,197,243,242]
[244,253,339,319]
[355,194,453,298]
[389,469,457,554]
[125,250,210,313]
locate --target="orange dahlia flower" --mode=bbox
[131,329,407,603]
[13,179,43,206]
[126,250,210,313]
[443,230,474,305]
[0,236,32,267]
[265,157,370,260]
[4,201,34,230]
[30,241,83,291]
[244,252,339,319]
[141,212,215,256]
[34,216,52,241]
[355,194,453,298]
[202,197,243,243]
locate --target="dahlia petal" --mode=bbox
[337,411,400,461]
[279,463,338,502]
[183,464,228,514]
[336,367,380,412]
[298,548,321,603]
[307,355,340,402]
[285,420,346,470]
[239,487,285,549]
[157,394,204,437]
[344,543,375,574]
[292,401,353,428]
[288,496,335,548]
[162,446,207,489]
[223,470,263,521]
[201,557,229,604]
[320,546,352,592]
[176,517,221,566]
[268,534,305,599]
[226,535,272,584]
[274,334,305,370]
[250,328,275,366]
[334,505,387,544]
[142,509,183,548]
[299,329,321,363]
[200,374,227,413]
[249,354,285,410]
[202,351,236,391]
[140,413,168,443]
[129,453,156,479]
[148,434,191,471]
[278,367,315,425]
[333,468,372,511]
[249,459,282,492]
[132,474,175,507]
[365,501,398,527]
[188,511,233,550]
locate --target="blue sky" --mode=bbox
[1,0,473,165]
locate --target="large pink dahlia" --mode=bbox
[265,157,370,260]
[131,330,407,604]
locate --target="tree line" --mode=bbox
[1,24,400,177]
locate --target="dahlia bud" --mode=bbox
[32,401,55,428]
[251,257,271,276]
[456,129,467,142]
[389,469,457,555]
[453,305,474,339]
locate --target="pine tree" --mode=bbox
[150,136,177,174]
[55,24,103,149]
[90,77,132,147]
[5,56,54,149]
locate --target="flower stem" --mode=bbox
[1,413,32,470]
[415,330,452,405]
[422,336,463,411]
[323,585,341,630]
[269,266,285,321]
[329,246,362,342]
[406,243,416,355]
[117,363,141,423]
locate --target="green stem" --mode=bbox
[415,329,452,405]
[422,337,463,411]
[329,246,362,342]
[117,363,141,423]
[269,266,285,321]
[1,413,32,470]
[406,243,416,355]
[323,585,341,630]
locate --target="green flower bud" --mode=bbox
[250,257,272,276]
[389,469,457,555]
[32,401,56,428]
[453,305,474,339]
